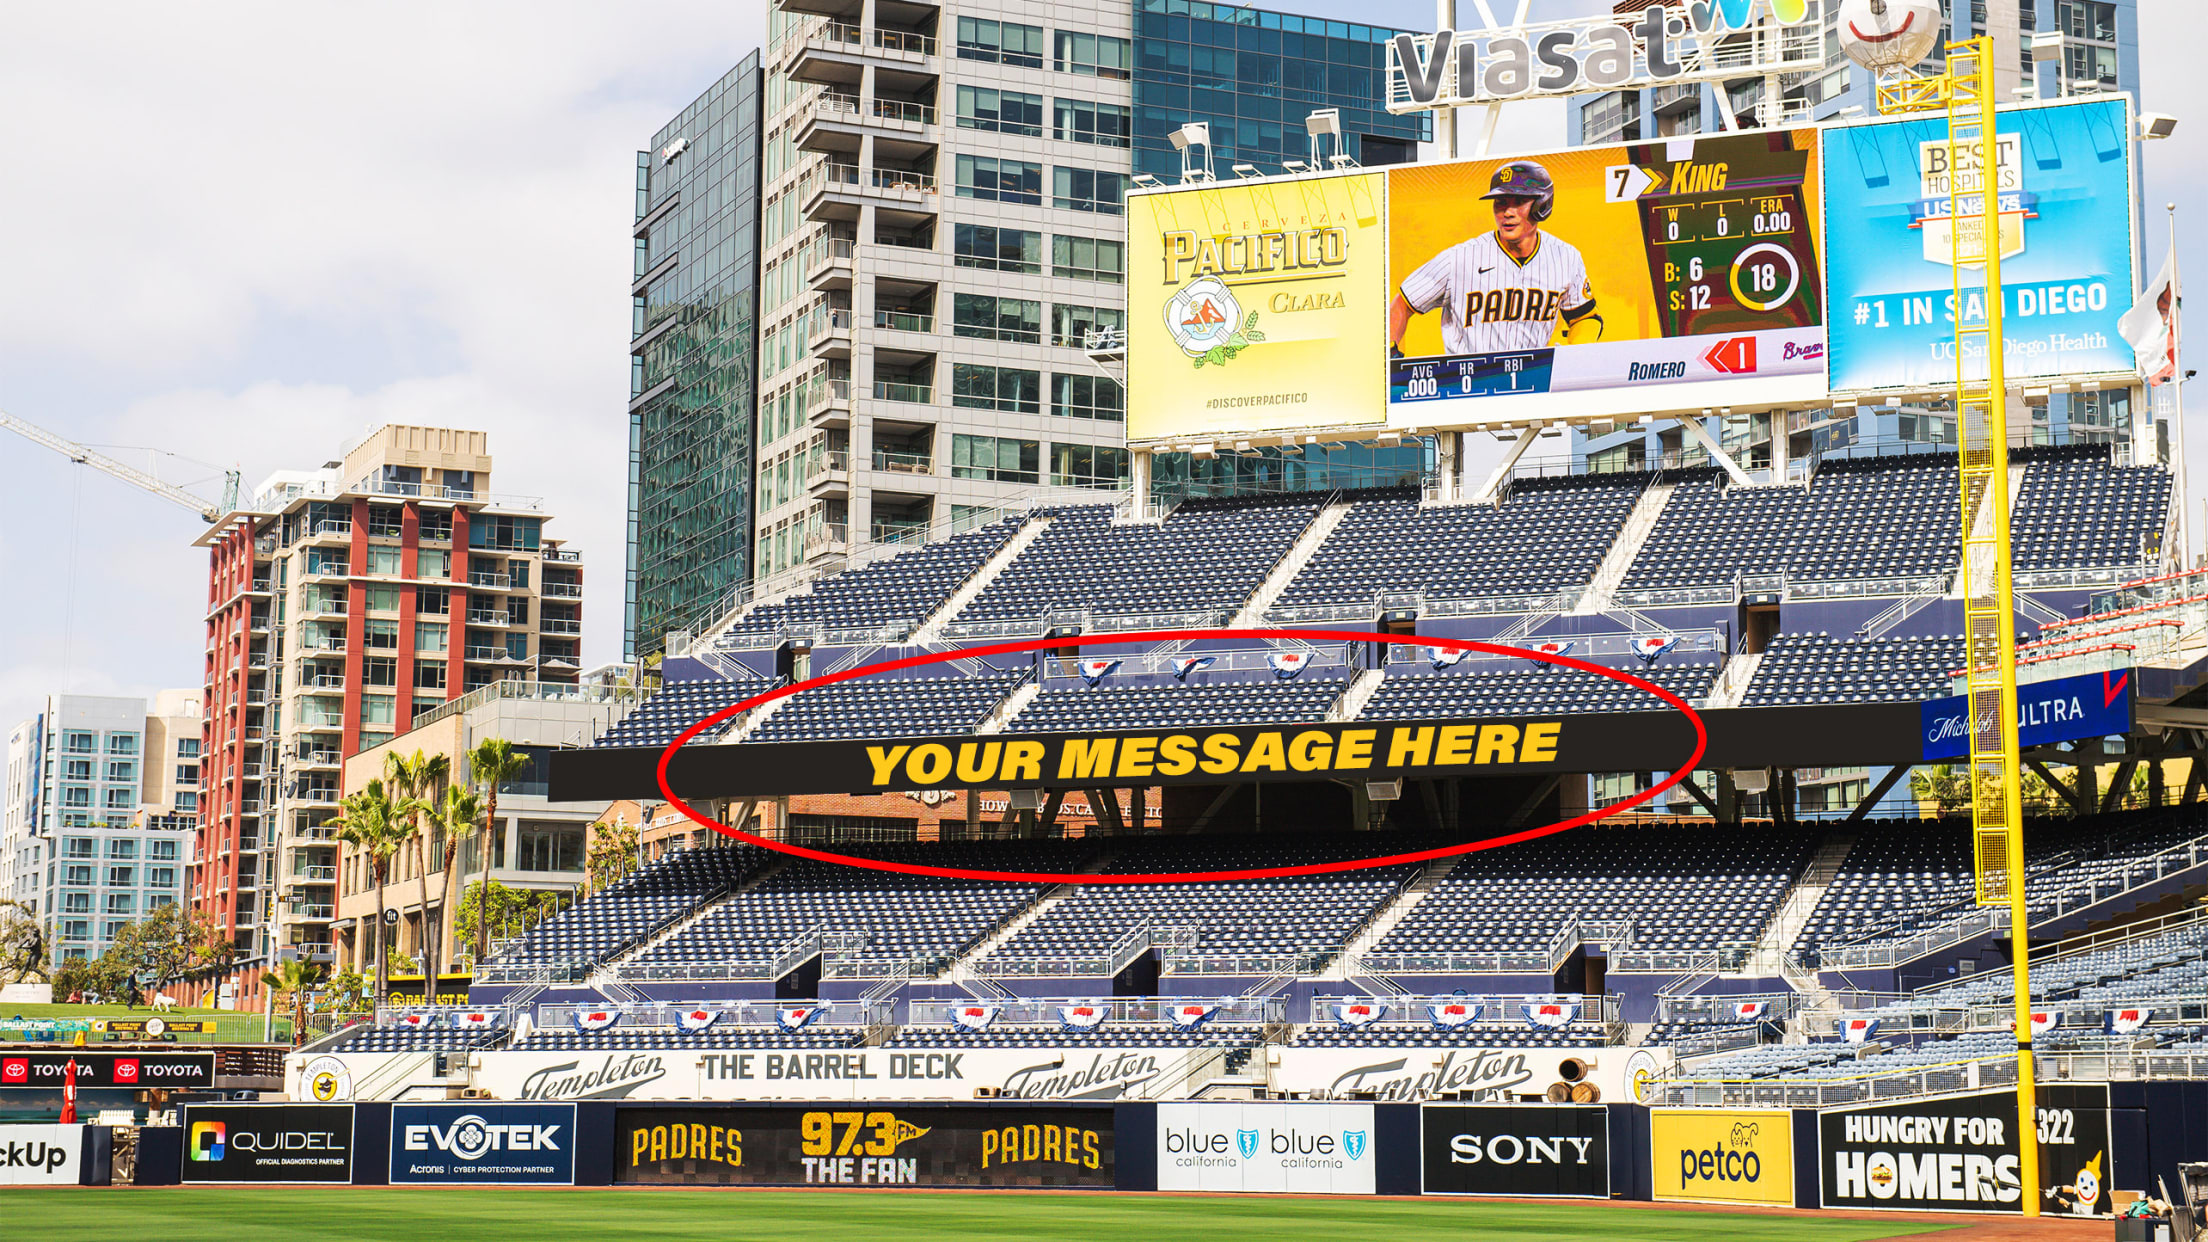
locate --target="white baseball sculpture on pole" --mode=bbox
[1837,0,1944,71]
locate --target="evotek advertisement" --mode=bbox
[0,1050,215,1090]
[1650,1108,1793,1206]
[0,1124,85,1186]
[389,1103,577,1185]
[1388,130,1825,426]
[1921,668,2133,761]
[1157,1102,1376,1194]
[1128,172,1388,442]
[614,1106,1114,1188]
[1823,96,2138,391]
[1820,1086,2110,1212]
[181,1104,355,1184]
[1421,1104,1609,1197]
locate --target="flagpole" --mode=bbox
[2170,203,2191,567]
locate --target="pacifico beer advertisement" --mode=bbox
[1128,172,1388,442]
[1819,1086,2110,1213]
[1650,1108,1793,1206]
[613,1105,1114,1188]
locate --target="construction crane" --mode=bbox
[1,409,239,522]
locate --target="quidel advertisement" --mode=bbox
[1388,130,1826,426]
[1650,1108,1793,1205]
[1820,1086,2110,1212]
[1128,173,1388,443]
[1157,1102,1375,1194]
[614,1105,1113,1188]
[182,1104,355,1184]
[1823,95,2138,391]
[0,1050,214,1090]
[1421,1104,1608,1197]
[0,1124,84,1186]
[390,1103,576,1185]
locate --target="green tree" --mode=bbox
[432,784,483,975]
[1910,764,1969,816]
[383,750,451,1001]
[327,781,403,1006]
[260,959,325,1047]
[103,903,232,996]
[586,815,640,893]
[325,967,370,1014]
[456,880,564,947]
[51,954,124,1002]
[465,739,532,960]
[0,899,47,985]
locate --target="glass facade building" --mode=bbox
[627,54,766,660]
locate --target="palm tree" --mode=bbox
[466,739,532,961]
[259,958,325,1047]
[433,784,483,981]
[384,750,451,1001]
[327,782,402,1006]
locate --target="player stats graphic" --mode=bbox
[1822,95,2138,392]
[1386,131,1826,428]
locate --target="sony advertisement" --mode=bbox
[1819,1086,2110,1212]
[0,1124,85,1186]
[1823,95,2138,391]
[0,1050,215,1090]
[181,1104,355,1184]
[469,1046,1222,1103]
[613,1105,1113,1188]
[389,1103,577,1186]
[1421,1104,1610,1197]
[1157,1102,1376,1194]
[1650,1108,1794,1206]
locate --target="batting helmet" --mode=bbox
[1481,160,1556,222]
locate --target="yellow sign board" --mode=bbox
[1650,1108,1794,1206]
[1126,173,1388,443]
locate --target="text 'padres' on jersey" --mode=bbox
[1400,233,1595,356]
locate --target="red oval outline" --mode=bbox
[655,627,1708,884]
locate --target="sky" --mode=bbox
[0,0,2197,739]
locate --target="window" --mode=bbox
[470,514,541,551]
[2058,0,2116,41]
[105,893,135,915]
[365,586,401,612]
[63,732,94,753]
[1051,304,1124,349]
[1051,443,1130,490]
[952,294,1042,343]
[516,821,587,872]
[106,734,137,756]
[107,840,136,859]
[2063,42,2117,85]
[955,155,1042,204]
[951,434,1041,483]
[1054,31,1130,78]
[64,838,95,859]
[1581,90,1640,145]
[366,546,402,576]
[363,695,396,726]
[1052,167,1128,215]
[175,764,198,785]
[62,787,91,808]
[1053,99,1131,147]
[415,661,447,691]
[176,738,199,759]
[65,865,93,886]
[363,656,398,687]
[61,920,89,942]
[63,893,91,914]
[150,866,176,888]
[955,86,1042,136]
[953,224,1040,274]
[951,364,1041,414]
[105,760,135,783]
[1052,374,1126,421]
[955,17,1042,67]
[416,621,448,652]
[150,840,178,861]
[366,619,399,650]
[108,866,134,886]
[174,791,197,813]
[64,760,91,781]
[417,549,450,579]
[104,788,133,808]
[1052,235,1125,284]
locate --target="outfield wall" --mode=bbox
[19,1085,2202,1207]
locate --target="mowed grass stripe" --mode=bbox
[2,1186,1968,1242]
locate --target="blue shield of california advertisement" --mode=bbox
[1822,96,2137,391]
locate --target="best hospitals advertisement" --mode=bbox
[1822,95,2138,391]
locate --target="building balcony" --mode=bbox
[800,160,939,228]
[872,449,933,477]
[803,522,850,559]
[286,904,336,923]
[293,865,338,882]
[302,520,353,544]
[294,787,341,807]
[804,234,855,291]
[468,571,513,590]
[805,450,851,499]
[280,942,336,964]
[796,92,938,158]
[463,645,523,663]
[807,305,853,359]
[873,309,934,336]
[802,376,854,430]
[297,675,346,696]
[786,19,937,87]
[541,580,582,599]
[295,748,341,769]
[540,617,581,635]
[870,380,935,407]
[542,547,582,564]
[466,609,517,627]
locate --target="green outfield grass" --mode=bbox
[0,1000,291,1044]
[4,1187,1969,1241]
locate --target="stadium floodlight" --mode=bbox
[2139,113,2178,140]
[1132,172,1163,188]
[1305,107,1342,168]
[1232,163,1262,179]
[1364,780,1403,802]
[2030,30,2066,62]
[1282,158,1311,173]
[1170,122,1214,183]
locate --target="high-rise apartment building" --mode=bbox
[191,425,584,1005]
[1566,0,2145,474]
[3,691,201,962]
[625,1,1430,658]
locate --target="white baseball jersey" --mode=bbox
[1400,232,1594,356]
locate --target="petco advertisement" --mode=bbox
[1157,1102,1375,1194]
[0,1124,84,1185]
[1421,1104,1609,1197]
[389,1103,576,1185]
[1823,96,2138,391]
[1820,1086,2110,1212]
[1650,1108,1793,1206]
